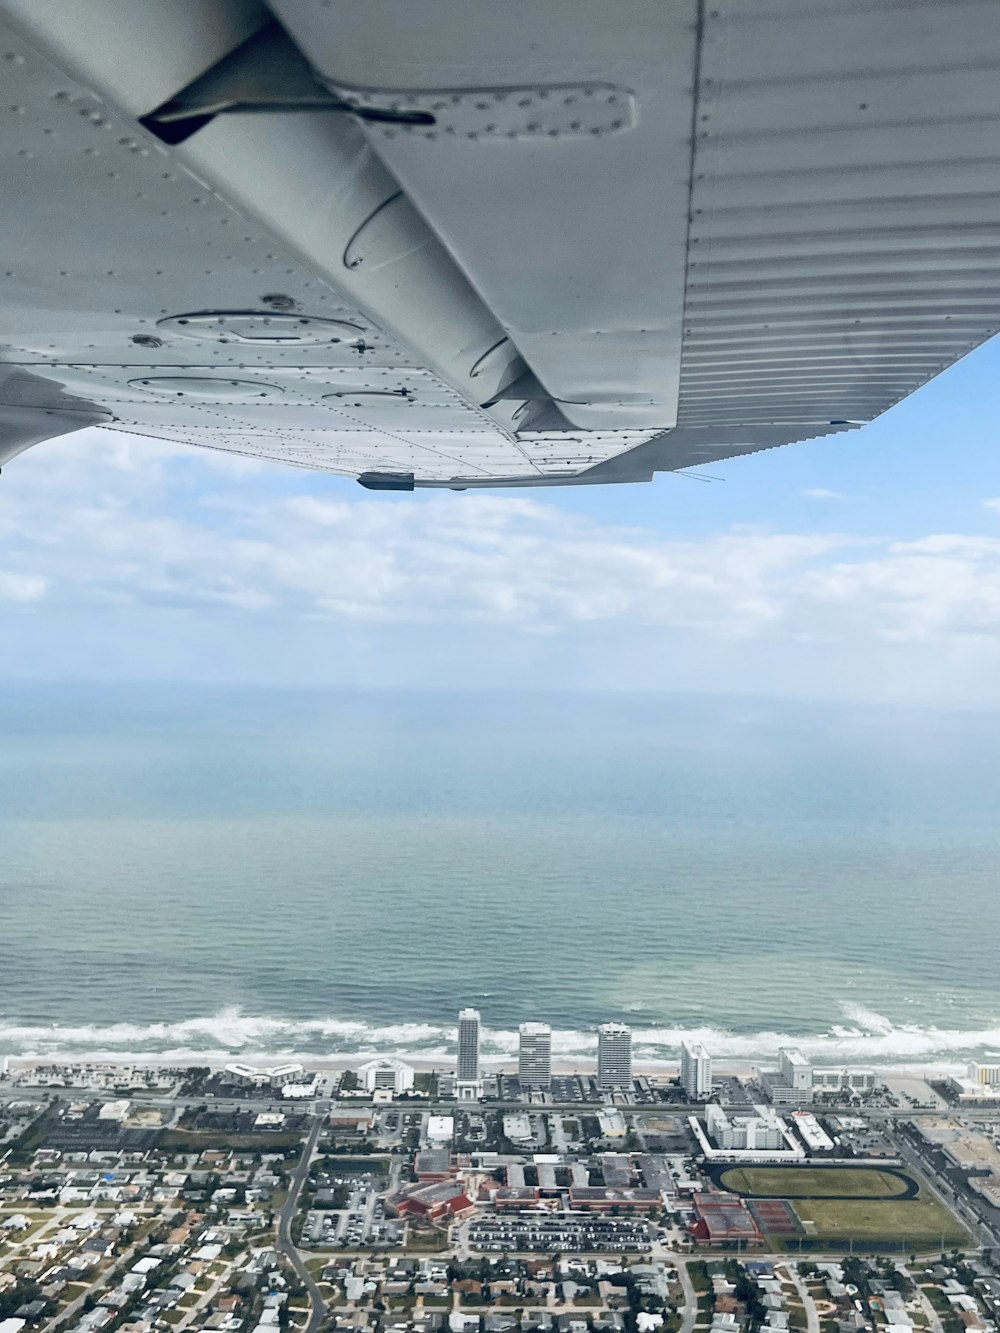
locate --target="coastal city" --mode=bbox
[2,1010,1000,1333]
[6,16,1000,1333]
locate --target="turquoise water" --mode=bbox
[1,685,998,1069]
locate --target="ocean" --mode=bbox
[1,684,998,1072]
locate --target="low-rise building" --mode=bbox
[427,1115,454,1144]
[97,1101,131,1122]
[494,1187,541,1210]
[281,1076,320,1099]
[597,1109,627,1140]
[945,1076,1000,1104]
[706,1104,786,1150]
[387,1180,475,1223]
[414,1148,454,1181]
[812,1067,878,1093]
[503,1113,534,1145]
[223,1063,304,1089]
[790,1110,834,1152]
[691,1106,803,1161]
[690,1194,763,1247]
[761,1051,879,1103]
[566,1187,660,1212]
[356,1058,416,1096]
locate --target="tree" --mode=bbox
[890,1270,913,1296]
[733,1274,765,1325]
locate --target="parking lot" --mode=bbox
[715,1076,754,1107]
[551,1076,599,1103]
[468,1215,651,1253]
[303,1177,404,1249]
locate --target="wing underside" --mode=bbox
[1,0,998,487]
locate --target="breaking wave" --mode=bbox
[1,1003,999,1072]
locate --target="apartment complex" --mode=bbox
[680,1040,712,1100]
[597,1023,633,1090]
[760,1047,879,1104]
[456,1008,483,1101]
[518,1023,552,1089]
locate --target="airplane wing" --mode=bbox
[1,0,998,489]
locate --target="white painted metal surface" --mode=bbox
[677,0,1000,434]
[1,1,999,489]
[0,5,622,484]
[274,0,698,431]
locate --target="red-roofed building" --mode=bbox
[386,1181,475,1223]
[494,1187,541,1210]
[690,1193,763,1247]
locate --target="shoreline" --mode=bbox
[0,1052,956,1082]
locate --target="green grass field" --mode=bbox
[794,1197,966,1247]
[321,1154,390,1174]
[718,1164,968,1250]
[157,1128,304,1151]
[720,1166,909,1199]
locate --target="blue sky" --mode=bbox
[3,336,1000,703]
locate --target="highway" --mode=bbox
[894,1135,1000,1252]
[10,1085,1000,1123]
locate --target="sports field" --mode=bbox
[793,1197,967,1247]
[717,1164,968,1251]
[720,1166,910,1199]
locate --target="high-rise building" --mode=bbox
[680,1039,712,1100]
[597,1022,632,1090]
[778,1047,813,1090]
[456,1007,482,1099]
[519,1022,552,1089]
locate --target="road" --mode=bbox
[13,1086,1000,1126]
[39,1233,147,1333]
[677,1257,699,1333]
[894,1136,1000,1251]
[904,1265,944,1333]
[175,1267,234,1332]
[788,1264,820,1333]
[550,1114,569,1155]
[276,1116,327,1333]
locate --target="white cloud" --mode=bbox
[6,429,1000,698]
[0,571,47,602]
[802,487,848,500]
[0,433,846,633]
[802,536,1000,640]
[984,497,1000,515]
